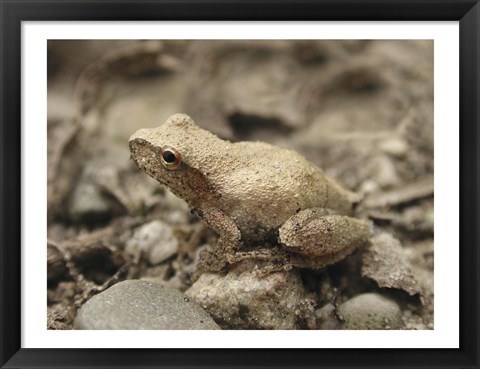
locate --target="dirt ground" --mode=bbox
[47,40,433,330]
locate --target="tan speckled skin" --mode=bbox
[129,114,372,272]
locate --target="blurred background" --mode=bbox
[47,40,433,330]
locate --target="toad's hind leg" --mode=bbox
[278,208,373,269]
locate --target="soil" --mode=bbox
[47,40,434,330]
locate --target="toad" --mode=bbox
[129,113,372,273]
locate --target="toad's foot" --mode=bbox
[195,249,229,275]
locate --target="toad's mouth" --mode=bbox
[129,138,161,176]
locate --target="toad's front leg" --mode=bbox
[196,207,242,273]
[278,208,373,269]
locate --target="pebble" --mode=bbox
[47,243,67,283]
[379,137,409,157]
[74,280,220,330]
[69,164,119,224]
[185,261,305,329]
[362,233,425,299]
[374,155,399,188]
[315,303,341,330]
[338,293,402,330]
[126,220,178,264]
[69,179,111,223]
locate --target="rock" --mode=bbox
[126,220,178,264]
[69,178,111,224]
[373,155,399,188]
[47,243,68,283]
[379,137,409,157]
[315,304,340,330]
[362,233,429,302]
[185,261,305,329]
[315,303,341,330]
[68,164,121,224]
[74,280,220,330]
[338,293,402,330]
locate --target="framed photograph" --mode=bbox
[1,1,479,368]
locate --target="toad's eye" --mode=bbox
[160,147,182,170]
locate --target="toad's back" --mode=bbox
[208,141,355,239]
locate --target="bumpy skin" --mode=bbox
[129,113,372,273]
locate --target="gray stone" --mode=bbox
[315,303,341,330]
[185,261,305,329]
[69,179,111,223]
[338,293,402,330]
[126,220,178,264]
[69,164,120,224]
[379,137,409,157]
[74,280,220,330]
[362,233,429,303]
[47,243,67,283]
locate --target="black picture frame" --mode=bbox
[1,1,479,368]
